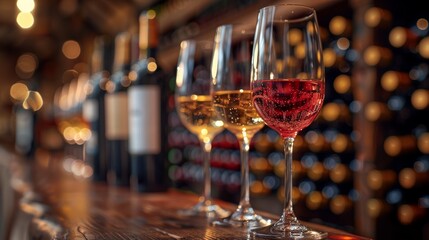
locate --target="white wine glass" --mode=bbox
[175,39,230,219]
[211,23,272,229]
[250,4,327,239]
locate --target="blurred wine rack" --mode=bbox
[164,0,429,239]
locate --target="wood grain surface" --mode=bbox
[9,149,371,240]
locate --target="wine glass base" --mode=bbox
[177,200,230,219]
[212,206,273,229]
[250,224,327,239]
[212,214,272,229]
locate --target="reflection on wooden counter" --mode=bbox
[7,149,371,240]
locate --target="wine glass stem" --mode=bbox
[201,140,212,204]
[238,136,251,208]
[283,137,295,217]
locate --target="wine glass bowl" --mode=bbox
[250,4,326,239]
[211,23,272,228]
[175,39,230,219]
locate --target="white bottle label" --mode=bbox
[82,99,98,122]
[128,85,161,154]
[105,92,129,140]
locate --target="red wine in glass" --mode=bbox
[252,78,325,138]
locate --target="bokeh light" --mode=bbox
[16,12,34,29]
[62,40,81,59]
[10,82,29,101]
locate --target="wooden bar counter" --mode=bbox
[5,149,371,240]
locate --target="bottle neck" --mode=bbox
[139,47,157,61]
[113,32,132,73]
[138,10,159,61]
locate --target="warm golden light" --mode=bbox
[250,181,264,195]
[417,18,428,31]
[389,27,407,48]
[331,134,349,153]
[330,164,349,183]
[384,136,401,157]
[418,133,429,154]
[364,7,391,28]
[329,16,348,36]
[288,28,302,46]
[322,102,341,121]
[295,43,306,59]
[105,80,115,93]
[308,162,325,181]
[411,89,429,109]
[385,135,416,157]
[323,48,336,68]
[17,0,35,12]
[365,102,389,121]
[367,199,383,218]
[306,191,324,210]
[399,168,416,189]
[398,205,415,225]
[62,40,81,59]
[16,12,34,29]
[128,70,138,81]
[147,58,157,72]
[10,82,29,101]
[418,37,429,59]
[337,37,350,50]
[147,9,156,19]
[22,90,43,111]
[330,195,349,215]
[16,53,38,78]
[381,71,401,91]
[363,46,380,66]
[333,74,351,94]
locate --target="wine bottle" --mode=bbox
[307,161,329,181]
[15,79,43,157]
[383,135,417,157]
[399,167,429,189]
[364,101,391,122]
[83,36,114,182]
[417,132,429,154]
[15,99,37,157]
[366,169,396,191]
[329,194,353,215]
[363,7,392,28]
[381,70,411,92]
[363,45,392,67]
[389,26,420,49]
[367,198,391,219]
[397,204,426,225]
[128,9,168,192]
[104,31,133,186]
[306,190,328,210]
[329,163,352,183]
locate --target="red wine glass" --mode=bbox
[250,4,327,239]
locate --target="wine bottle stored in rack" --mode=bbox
[128,9,168,192]
[104,31,133,186]
[83,36,114,182]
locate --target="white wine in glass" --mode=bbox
[250,4,327,239]
[175,40,230,219]
[211,24,272,229]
